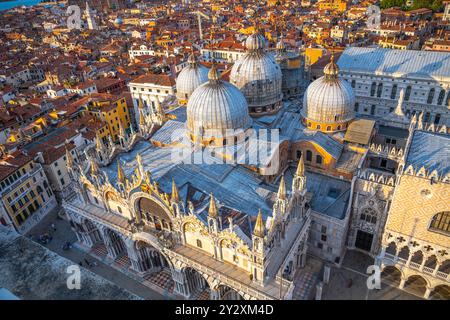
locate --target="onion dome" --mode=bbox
[176,51,209,104]
[230,30,282,116]
[186,62,252,145]
[302,54,355,132]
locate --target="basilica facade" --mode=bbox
[62,31,450,300]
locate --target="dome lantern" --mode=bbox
[186,61,252,147]
[301,54,355,133]
[230,30,283,116]
[176,50,209,105]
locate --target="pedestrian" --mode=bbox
[51,223,56,231]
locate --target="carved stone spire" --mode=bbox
[293,155,307,193]
[117,159,125,185]
[171,178,179,203]
[95,132,104,151]
[253,209,265,238]
[208,193,218,218]
[277,174,286,200]
[90,156,99,176]
[65,146,73,168]
[296,154,305,176]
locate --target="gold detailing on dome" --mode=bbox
[324,53,339,80]
[187,49,198,65]
[208,61,220,82]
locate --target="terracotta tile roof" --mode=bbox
[129,73,176,87]
[0,151,33,181]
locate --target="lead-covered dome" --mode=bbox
[245,32,267,51]
[187,63,252,146]
[302,54,355,132]
[230,30,283,116]
[176,52,209,105]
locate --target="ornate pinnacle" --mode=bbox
[253,209,265,238]
[208,193,218,218]
[95,132,103,151]
[277,174,286,200]
[90,156,99,176]
[171,178,179,203]
[65,146,73,168]
[117,159,125,185]
[296,155,305,177]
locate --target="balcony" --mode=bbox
[381,252,450,282]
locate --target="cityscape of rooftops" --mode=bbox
[0,0,448,311]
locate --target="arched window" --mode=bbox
[306,150,312,162]
[316,124,321,130]
[427,88,435,104]
[316,155,323,165]
[360,207,377,224]
[196,239,203,248]
[351,80,356,88]
[391,84,397,99]
[437,89,445,105]
[434,113,441,125]
[377,83,383,97]
[326,126,331,131]
[370,82,376,96]
[429,212,450,235]
[405,85,412,101]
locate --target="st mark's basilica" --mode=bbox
[62,29,450,300]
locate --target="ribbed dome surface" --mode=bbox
[176,63,209,101]
[230,52,282,107]
[187,80,251,134]
[245,32,267,51]
[302,76,355,124]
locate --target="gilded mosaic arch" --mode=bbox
[130,191,174,222]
